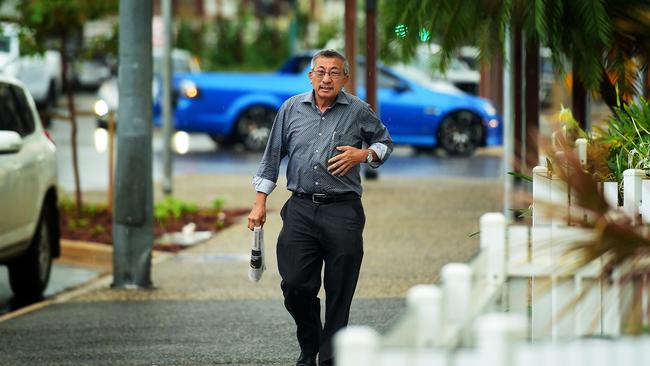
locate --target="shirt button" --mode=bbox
[321,117,325,120]
[318,133,322,136]
[315,182,319,185]
[313,166,318,169]
[315,150,319,153]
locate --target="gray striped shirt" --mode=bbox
[253,90,393,196]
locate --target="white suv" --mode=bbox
[0,76,59,298]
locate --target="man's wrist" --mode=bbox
[254,192,268,204]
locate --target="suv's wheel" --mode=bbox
[8,202,55,298]
[438,111,483,156]
[236,106,276,152]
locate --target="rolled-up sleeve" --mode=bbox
[360,104,393,168]
[252,103,288,195]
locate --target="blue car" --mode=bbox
[169,52,502,156]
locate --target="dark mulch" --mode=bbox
[59,206,250,252]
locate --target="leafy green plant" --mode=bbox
[154,196,198,222]
[601,98,650,182]
[90,224,106,236]
[211,196,227,212]
[67,217,90,230]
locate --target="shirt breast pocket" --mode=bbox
[335,133,362,149]
[329,133,362,161]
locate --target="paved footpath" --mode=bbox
[0,174,502,365]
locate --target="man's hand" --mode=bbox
[247,192,267,230]
[327,146,366,176]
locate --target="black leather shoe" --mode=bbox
[296,351,317,366]
[319,357,334,366]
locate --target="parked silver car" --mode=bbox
[0,76,59,298]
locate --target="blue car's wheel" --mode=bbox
[438,111,483,156]
[236,106,276,152]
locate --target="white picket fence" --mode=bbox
[335,137,650,365]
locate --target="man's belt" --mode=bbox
[292,192,360,204]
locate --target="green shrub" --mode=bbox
[154,196,198,222]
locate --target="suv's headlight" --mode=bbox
[180,80,199,99]
[483,102,497,116]
[94,99,109,117]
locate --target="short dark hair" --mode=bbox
[311,49,350,75]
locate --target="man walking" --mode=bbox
[247,49,392,366]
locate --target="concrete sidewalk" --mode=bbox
[0,174,502,365]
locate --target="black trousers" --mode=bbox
[277,195,365,363]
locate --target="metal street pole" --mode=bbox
[162,0,174,195]
[113,0,154,288]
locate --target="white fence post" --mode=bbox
[576,138,588,167]
[406,284,443,348]
[442,264,472,326]
[604,181,619,209]
[476,313,528,366]
[334,326,379,366]
[551,175,569,227]
[641,180,650,224]
[506,226,530,316]
[623,169,644,225]
[480,213,506,284]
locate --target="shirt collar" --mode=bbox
[301,90,351,108]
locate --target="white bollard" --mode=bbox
[334,326,379,366]
[476,313,528,366]
[623,169,644,224]
[480,213,506,283]
[441,264,472,325]
[406,284,443,348]
[533,166,551,226]
[576,138,588,168]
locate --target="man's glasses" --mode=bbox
[312,69,345,79]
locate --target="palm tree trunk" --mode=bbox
[599,65,618,113]
[572,77,588,131]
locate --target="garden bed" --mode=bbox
[59,203,250,252]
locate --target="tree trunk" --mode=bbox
[60,35,83,213]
